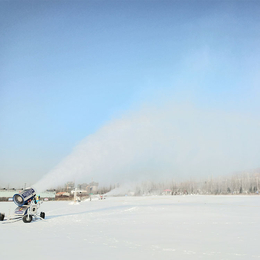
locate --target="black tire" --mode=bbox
[0,213,5,221]
[23,214,33,223]
[40,212,45,219]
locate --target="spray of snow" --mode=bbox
[33,102,260,192]
[105,183,137,196]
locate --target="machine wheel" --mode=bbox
[40,212,45,219]
[0,213,5,221]
[23,214,33,223]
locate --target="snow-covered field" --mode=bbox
[1,195,260,260]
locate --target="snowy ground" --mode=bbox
[1,195,260,260]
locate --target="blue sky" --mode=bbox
[1,0,260,187]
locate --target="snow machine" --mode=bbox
[0,187,46,224]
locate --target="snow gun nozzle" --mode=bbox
[13,187,36,206]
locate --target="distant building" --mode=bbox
[65,181,75,192]
[77,183,88,190]
[87,182,99,194]
[163,189,172,195]
[56,192,70,197]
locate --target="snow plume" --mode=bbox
[105,183,137,197]
[105,181,165,196]
[33,102,260,192]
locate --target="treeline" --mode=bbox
[35,170,260,196]
[97,171,260,196]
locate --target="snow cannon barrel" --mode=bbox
[13,188,36,206]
